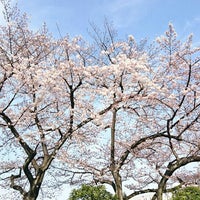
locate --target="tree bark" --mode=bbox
[110,108,124,200]
[152,156,200,200]
[23,195,37,200]
[112,170,124,200]
[22,182,42,200]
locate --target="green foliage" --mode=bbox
[172,186,200,200]
[68,184,118,200]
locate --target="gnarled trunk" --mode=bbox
[22,180,43,200]
[23,194,37,200]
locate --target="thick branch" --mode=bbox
[10,168,26,196]
[23,150,36,185]
[153,155,200,200]
[126,184,184,200]
[110,108,117,168]
[0,112,35,156]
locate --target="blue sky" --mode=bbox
[13,0,200,42]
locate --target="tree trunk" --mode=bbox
[23,186,40,200]
[110,109,124,199]
[156,188,163,200]
[22,172,45,200]
[113,170,124,200]
[23,194,37,200]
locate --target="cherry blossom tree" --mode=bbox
[58,24,200,200]
[0,1,200,200]
[150,24,200,200]
[0,1,112,199]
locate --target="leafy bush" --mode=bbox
[172,186,200,200]
[68,184,118,200]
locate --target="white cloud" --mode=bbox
[181,16,200,44]
[184,17,200,31]
[105,0,157,29]
[109,0,143,12]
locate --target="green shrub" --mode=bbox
[68,184,118,200]
[172,186,200,200]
